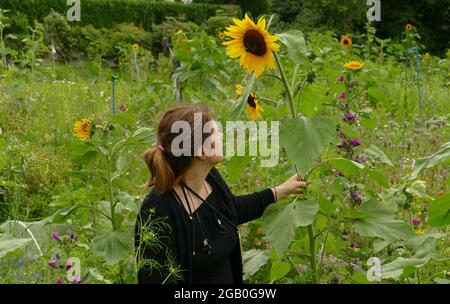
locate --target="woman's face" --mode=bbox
[202,119,224,165]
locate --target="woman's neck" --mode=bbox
[181,162,213,195]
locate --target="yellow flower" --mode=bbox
[235,84,244,96]
[223,13,280,77]
[73,119,94,141]
[425,52,430,61]
[415,229,425,235]
[340,35,352,49]
[246,93,264,120]
[344,61,364,71]
[405,24,413,31]
[132,44,139,52]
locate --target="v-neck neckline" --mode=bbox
[172,181,214,217]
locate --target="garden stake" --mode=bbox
[111,76,118,114]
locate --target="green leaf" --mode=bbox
[262,199,319,256]
[280,116,336,175]
[0,234,32,259]
[277,30,307,65]
[428,193,450,227]
[355,200,416,242]
[127,127,155,144]
[91,231,133,264]
[230,74,256,120]
[411,142,450,179]
[318,196,336,216]
[242,249,270,280]
[109,112,136,126]
[364,145,393,166]
[46,206,79,224]
[270,261,291,282]
[225,156,251,183]
[365,168,390,188]
[0,151,7,171]
[367,87,390,106]
[329,158,365,176]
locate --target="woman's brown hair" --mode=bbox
[143,104,214,193]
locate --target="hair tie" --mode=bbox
[157,145,164,152]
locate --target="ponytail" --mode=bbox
[143,146,176,193]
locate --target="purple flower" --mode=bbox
[56,279,63,284]
[48,260,58,268]
[337,75,344,82]
[74,274,82,284]
[337,171,344,177]
[70,231,78,241]
[350,242,359,249]
[351,192,362,205]
[338,92,346,100]
[342,112,357,122]
[51,231,61,241]
[412,217,421,226]
[53,253,61,261]
[342,230,350,235]
[337,130,345,138]
[350,139,362,147]
[66,260,73,271]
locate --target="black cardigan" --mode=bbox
[135,166,275,284]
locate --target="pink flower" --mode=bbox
[66,260,73,271]
[51,231,61,241]
[56,279,63,284]
[337,75,344,82]
[338,92,346,100]
[48,260,58,268]
[412,217,421,226]
[350,139,362,147]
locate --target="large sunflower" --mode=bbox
[405,24,413,31]
[73,119,94,141]
[340,35,352,49]
[223,14,280,77]
[344,61,364,71]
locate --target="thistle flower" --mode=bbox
[337,139,348,149]
[337,171,344,177]
[350,139,362,147]
[338,92,346,100]
[70,231,78,241]
[337,75,344,82]
[66,260,73,271]
[53,253,61,261]
[342,112,357,122]
[337,130,345,138]
[48,260,58,268]
[350,242,359,249]
[52,231,61,241]
[412,217,421,226]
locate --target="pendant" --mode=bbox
[217,218,222,225]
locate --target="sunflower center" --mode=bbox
[247,94,257,108]
[244,30,267,56]
[344,40,349,45]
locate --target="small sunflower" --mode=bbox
[344,61,364,71]
[405,24,413,31]
[223,13,280,77]
[73,119,94,141]
[132,44,140,52]
[246,93,264,120]
[340,35,352,49]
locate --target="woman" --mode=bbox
[135,104,307,284]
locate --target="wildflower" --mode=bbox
[340,35,352,49]
[337,75,344,82]
[56,279,63,284]
[66,260,73,271]
[344,61,364,71]
[74,274,82,284]
[337,130,345,138]
[246,93,264,120]
[53,253,61,261]
[350,139,362,147]
[350,192,362,205]
[337,139,348,149]
[405,24,413,31]
[70,231,78,241]
[412,217,421,226]
[337,171,344,177]
[52,231,61,241]
[342,112,357,122]
[338,92,346,101]
[223,13,280,77]
[350,242,359,249]
[119,104,126,112]
[73,119,94,141]
[48,260,58,268]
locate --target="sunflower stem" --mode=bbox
[274,52,296,119]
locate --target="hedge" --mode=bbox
[0,0,240,31]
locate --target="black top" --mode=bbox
[134,166,275,284]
